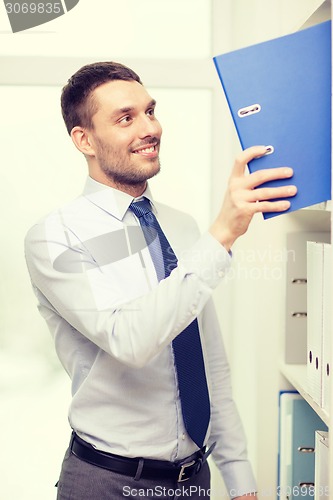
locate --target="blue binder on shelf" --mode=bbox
[277,391,328,500]
[213,21,331,219]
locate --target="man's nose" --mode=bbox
[138,114,161,138]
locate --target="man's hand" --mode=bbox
[209,145,297,251]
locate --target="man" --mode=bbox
[25,62,296,499]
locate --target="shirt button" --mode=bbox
[191,309,197,315]
[218,270,225,278]
[182,433,185,441]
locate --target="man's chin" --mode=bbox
[147,162,161,179]
[100,159,161,186]
[135,160,161,183]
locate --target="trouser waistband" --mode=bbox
[70,432,215,483]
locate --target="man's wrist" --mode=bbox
[208,222,235,253]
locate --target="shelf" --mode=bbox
[301,200,332,212]
[286,204,332,232]
[279,362,329,427]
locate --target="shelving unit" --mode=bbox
[278,3,332,495]
[280,363,329,427]
[209,1,333,494]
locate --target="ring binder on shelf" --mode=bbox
[284,232,330,364]
[314,431,329,499]
[278,392,327,500]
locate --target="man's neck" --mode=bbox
[89,170,147,198]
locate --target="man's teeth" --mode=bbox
[135,146,155,153]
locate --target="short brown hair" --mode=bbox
[61,61,142,134]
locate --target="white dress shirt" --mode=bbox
[24,176,257,496]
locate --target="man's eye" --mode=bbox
[146,108,155,117]
[119,116,132,124]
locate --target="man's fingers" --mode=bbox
[231,146,294,191]
[253,199,291,213]
[232,145,270,177]
[245,166,294,190]
[248,184,297,203]
[218,146,297,245]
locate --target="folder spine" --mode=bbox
[213,57,246,152]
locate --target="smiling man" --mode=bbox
[24,62,296,499]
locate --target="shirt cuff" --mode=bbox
[177,231,232,289]
[221,460,257,498]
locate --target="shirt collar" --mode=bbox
[83,176,156,221]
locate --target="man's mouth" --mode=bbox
[132,144,158,156]
[133,145,155,154]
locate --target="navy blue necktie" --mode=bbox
[130,198,210,448]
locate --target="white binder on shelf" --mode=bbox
[314,430,329,499]
[307,241,324,405]
[285,232,330,365]
[322,244,332,414]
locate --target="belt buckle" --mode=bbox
[177,460,196,482]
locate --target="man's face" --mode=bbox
[88,80,162,186]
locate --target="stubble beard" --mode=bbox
[97,142,161,186]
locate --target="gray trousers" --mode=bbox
[56,447,211,500]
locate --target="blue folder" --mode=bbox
[213,21,331,219]
[278,391,328,500]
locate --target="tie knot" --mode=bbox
[130,198,152,218]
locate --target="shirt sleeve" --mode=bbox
[202,298,258,497]
[24,216,231,369]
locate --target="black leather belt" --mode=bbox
[70,433,215,482]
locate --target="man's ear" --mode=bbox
[71,126,95,157]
